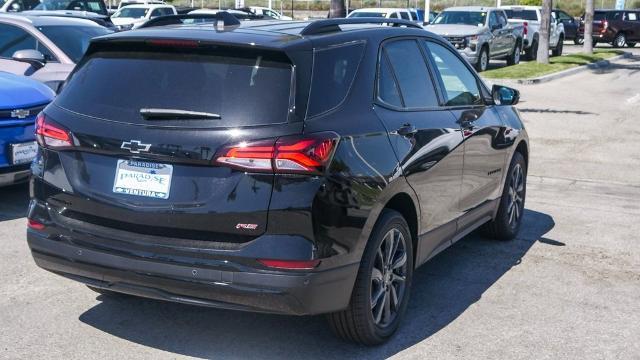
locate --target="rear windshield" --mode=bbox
[56,50,293,127]
[594,12,607,20]
[503,9,538,21]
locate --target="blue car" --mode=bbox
[0,72,55,187]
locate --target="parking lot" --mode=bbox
[0,44,638,358]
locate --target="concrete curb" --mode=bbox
[483,51,633,86]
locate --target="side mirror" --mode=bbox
[492,85,519,106]
[12,49,46,70]
[9,2,21,11]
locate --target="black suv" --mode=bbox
[27,15,529,345]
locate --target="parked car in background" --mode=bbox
[22,9,117,30]
[0,0,39,12]
[31,0,108,15]
[0,14,113,91]
[0,72,54,187]
[579,9,640,48]
[117,0,162,9]
[553,9,580,44]
[110,3,175,30]
[347,8,416,22]
[26,15,529,345]
[500,5,564,60]
[242,6,291,20]
[413,8,438,24]
[426,7,523,71]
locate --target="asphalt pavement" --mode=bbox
[1,50,639,359]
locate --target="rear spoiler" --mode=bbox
[137,11,265,29]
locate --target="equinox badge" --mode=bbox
[121,140,151,154]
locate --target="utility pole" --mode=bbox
[537,0,552,63]
[583,0,594,54]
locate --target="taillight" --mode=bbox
[35,113,73,149]
[215,132,338,174]
[602,20,608,33]
[258,259,320,270]
[523,21,528,36]
[27,219,45,230]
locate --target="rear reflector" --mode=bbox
[258,259,320,270]
[35,113,73,149]
[27,219,45,230]
[215,132,338,174]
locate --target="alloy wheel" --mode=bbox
[481,51,488,71]
[507,163,525,227]
[514,46,521,64]
[370,227,408,328]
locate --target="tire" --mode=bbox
[552,36,564,57]
[573,36,582,45]
[475,46,489,72]
[87,285,127,297]
[483,152,527,241]
[327,209,414,345]
[627,42,637,48]
[525,39,538,61]
[613,33,626,48]
[506,41,521,66]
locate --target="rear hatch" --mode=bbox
[42,40,303,242]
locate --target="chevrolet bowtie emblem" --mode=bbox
[121,140,151,154]
[11,109,30,119]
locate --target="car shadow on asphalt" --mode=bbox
[0,183,29,222]
[79,209,555,359]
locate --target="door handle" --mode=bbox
[397,124,417,137]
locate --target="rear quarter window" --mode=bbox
[306,42,365,118]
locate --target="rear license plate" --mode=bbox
[11,141,38,165]
[113,160,173,199]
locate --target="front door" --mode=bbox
[373,38,464,264]
[423,40,508,232]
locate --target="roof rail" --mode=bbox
[137,12,241,29]
[300,18,423,36]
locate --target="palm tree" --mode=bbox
[583,0,594,54]
[536,0,552,64]
[329,0,346,18]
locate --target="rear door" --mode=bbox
[45,42,303,241]
[423,40,508,232]
[373,38,464,264]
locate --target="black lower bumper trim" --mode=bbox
[28,231,359,315]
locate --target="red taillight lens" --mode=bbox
[257,259,320,270]
[601,20,608,33]
[215,132,338,174]
[27,219,45,230]
[523,21,528,36]
[35,113,73,148]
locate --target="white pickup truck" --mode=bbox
[500,5,565,60]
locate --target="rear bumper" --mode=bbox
[0,166,30,187]
[27,229,359,315]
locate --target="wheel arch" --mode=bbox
[515,140,529,170]
[383,192,419,263]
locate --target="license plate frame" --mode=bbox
[112,159,173,199]
[10,141,38,165]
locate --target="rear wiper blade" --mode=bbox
[140,108,222,120]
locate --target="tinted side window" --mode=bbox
[425,41,482,107]
[400,12,410,20]
[497,11,508,26]
[383,40,438,108]
[389,12,398,19]
[0,24,51,59]
[377,53,403,107]
[489,11,499,27]
[150,9,161,17]
[307,42,365,117]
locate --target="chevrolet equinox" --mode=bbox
[27,15,529,345]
